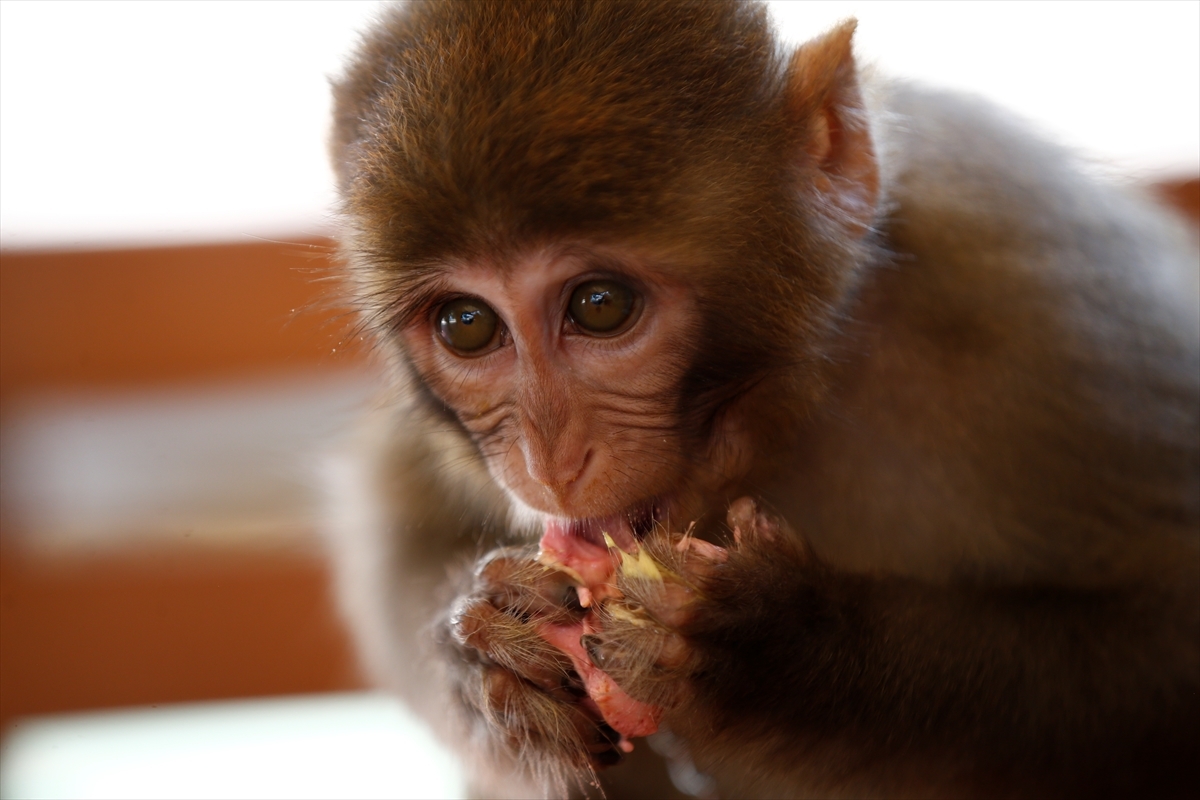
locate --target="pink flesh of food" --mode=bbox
[539,619,663,739]
[537,516,663,740]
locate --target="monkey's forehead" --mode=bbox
[331,0,793,263]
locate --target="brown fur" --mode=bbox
[325,1,1200,797]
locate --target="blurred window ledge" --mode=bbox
[0,692,466,800]
[1,370,379,553]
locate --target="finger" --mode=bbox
[475,551,586,623]
[452,597,575,691]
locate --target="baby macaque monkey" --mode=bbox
[325,1,1199,797]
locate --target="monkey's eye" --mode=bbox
[436,298,500,354]
[567,280,639,336]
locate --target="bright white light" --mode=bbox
[0,1,381,250]
[768,1,1200,180]
[0,693,467,800]
[1,1,1196,250]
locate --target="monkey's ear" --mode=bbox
[786,20,878,237]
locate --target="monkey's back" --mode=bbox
[782,80,1200,586]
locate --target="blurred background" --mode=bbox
[0,2,1196,798]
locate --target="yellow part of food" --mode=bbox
[602,532,665,583]
[535,549,587,586]
[605,603,652,627]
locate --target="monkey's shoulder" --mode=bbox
[866,79,1197,355]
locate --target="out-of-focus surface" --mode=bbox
[0,240,355,399]
[0,692,465,800]
[0,544,361,728]
[0,234,471,794]
[1155,178,1200,225]
[0,1,382,250]
[1,1,1196,250]
[0,239,375,735]
[1,374,375,545]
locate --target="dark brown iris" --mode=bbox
[437,298,499,354]
[568,280,639,336]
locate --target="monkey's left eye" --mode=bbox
[568,280,640,336]
[437,298,500,354]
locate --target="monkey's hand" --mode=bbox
[447,501,804,772]
[445,546,630,771]
[580,498,813,723]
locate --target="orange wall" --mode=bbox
[0,547,364,731]
[1,238,363,406]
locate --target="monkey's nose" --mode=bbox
[529,449,591,496]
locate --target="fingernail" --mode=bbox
[581,633,608,668]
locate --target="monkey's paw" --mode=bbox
[581,498,812,715]
[445,547,628,771]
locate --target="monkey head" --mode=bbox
[331,1,879,538]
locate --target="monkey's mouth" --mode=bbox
[537,500,663,588]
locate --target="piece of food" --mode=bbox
[535,518,667,744]
[538,619,661,744]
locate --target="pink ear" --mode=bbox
[786,20,879,237]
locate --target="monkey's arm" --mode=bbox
[325,400,692,797]
[323,407,484,688]
[637,528,1200,797]
[322,401,542,794]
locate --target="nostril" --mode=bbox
[532,448,591,490]
[566,449,592,485]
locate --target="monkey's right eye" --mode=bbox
[436,298,500,354]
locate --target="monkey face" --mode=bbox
[397,243,747,534]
